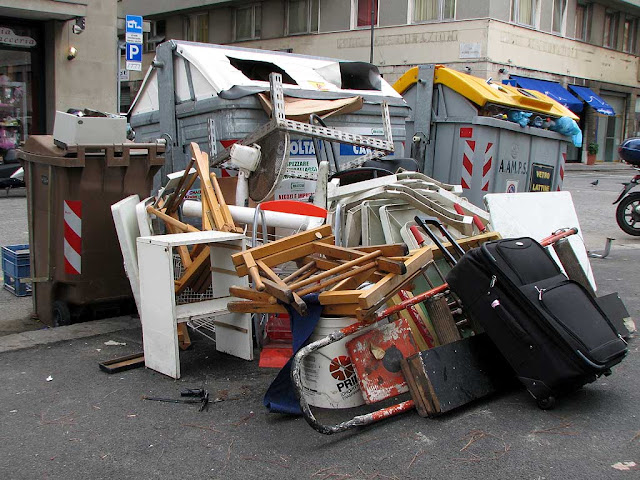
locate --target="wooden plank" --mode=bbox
[147,206,199,233]
[357,247,434,310]
[177,323,191,350]
[288,250,382,291]
[229,286,276,303]
[329,268,378,291]
[355,268,427,321]
[227,301,288,314]
[257,260,307,315]
[241,251,265,291]
[318,290,363,305]
[192,143,228,231]
[98,353,145,374]
[231,225,332,267]
[282,261,316,283]
[313,242,406,275]
[321,303,360,316]
[233,241,320,277]
[354,243,409,257]
[297,261,377,296]
[261,278,293,304]
[210,171,239,232]
[401,357,431,417]
[174,248,211,295]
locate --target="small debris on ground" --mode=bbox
[612,462,637,471]
[104,340,126,346]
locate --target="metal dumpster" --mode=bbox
[129,41,410,199]
[395,65,579,207]
[18,136,164,326]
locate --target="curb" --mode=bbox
[565,163,635,173]
[0,316,141,354]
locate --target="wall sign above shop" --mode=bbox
[0,27,37,48]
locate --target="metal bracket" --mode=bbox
[211,72,394,181]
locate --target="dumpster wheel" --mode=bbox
[52,301,72,327]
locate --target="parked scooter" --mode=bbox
[614,138,640,236]
[0,148,25,194]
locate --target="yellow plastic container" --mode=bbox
[394,65,578,120]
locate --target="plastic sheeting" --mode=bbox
[129,41,401,116]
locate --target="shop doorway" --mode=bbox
[0,19,44,157]
[596,94,626,162]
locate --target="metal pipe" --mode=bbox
[182,200,324,231]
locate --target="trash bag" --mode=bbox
[550,116,583,147]
[507,110,533,128]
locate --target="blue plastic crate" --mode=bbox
[2,244,31,297]
[1,244,30,279]
[3,272,32,297]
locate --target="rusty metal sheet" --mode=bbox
[345,318,419,404]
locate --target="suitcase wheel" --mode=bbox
[536,396,556,410]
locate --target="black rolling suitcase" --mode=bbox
[446,236,627,409]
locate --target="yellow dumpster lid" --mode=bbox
[393,66,578,120]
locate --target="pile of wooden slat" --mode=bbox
[148,142,241,296]
[228,224,441,321]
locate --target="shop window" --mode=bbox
[287,0,319,35]
[144,20,166,53]
[353,0,378,28]
[623,17,638,54]
[574,2,591,41]
[184,13,209,43]
[511,0,538,28]
[235,4,262,41]
[412,0,455,23]
[552,0,567,34]
[603,10,619,48]
[0,23,42,150]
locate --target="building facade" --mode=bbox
[0,0,119,150]
[119,0,640,163]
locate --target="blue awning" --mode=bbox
[568,85,616,116]
[508,75,584,113]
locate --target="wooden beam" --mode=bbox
[231,225,332,267]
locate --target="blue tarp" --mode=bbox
[508,75,584,113]
[568,85,616,116]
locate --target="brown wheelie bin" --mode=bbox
[18,136,164,326]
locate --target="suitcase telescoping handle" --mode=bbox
[414,216,465,266]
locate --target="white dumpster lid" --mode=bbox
[130,41,402,116]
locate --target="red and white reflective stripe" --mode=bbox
[481,142,494,192]
[558,152,566,191]
[63,200,82,275]
[460,140,476,189]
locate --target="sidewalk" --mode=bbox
[0,315,140,353]
[564,161,635,173]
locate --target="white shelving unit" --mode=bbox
[137,230,251,379]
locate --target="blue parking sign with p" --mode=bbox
[126,43,142,62]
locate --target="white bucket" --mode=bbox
[300,316,369,409]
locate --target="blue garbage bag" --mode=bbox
[507,110,532,128]
[550,116,583,147]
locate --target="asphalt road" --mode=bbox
[0,169,638,479]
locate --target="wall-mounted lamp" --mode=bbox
[498,68,509,74]
[67,46,78,60]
